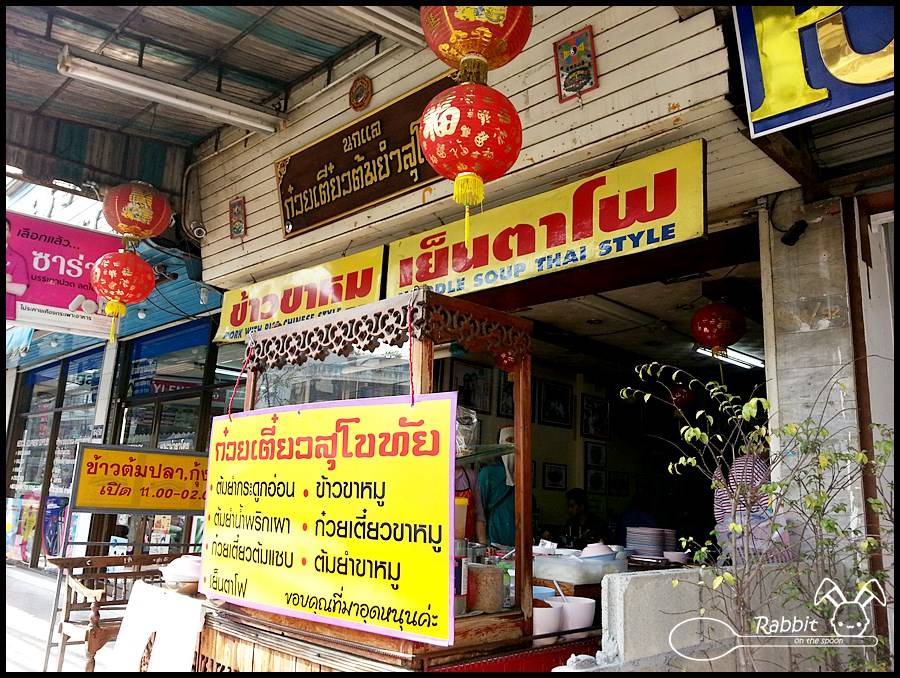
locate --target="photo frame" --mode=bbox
[450,360,493,414]
[584,440,607,468]
[538,379,573,428]
[542,462,568,491]
[586,469,607,494]
[608,471,629,497]
[581,394,610,439]
[553,25,600,104]
[228,196,247,239]
[497,370,515,419]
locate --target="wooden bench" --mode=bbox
[45,554,181,672]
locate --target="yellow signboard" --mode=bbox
[200,393,456,646]
[214,245,385,343]
[387,140,706,297]
[72,444,208,514]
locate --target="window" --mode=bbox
[6,348,104,568]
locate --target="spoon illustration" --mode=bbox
[668,616,878,662]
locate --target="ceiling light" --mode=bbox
[137,309,147,320]
[49,338,59,348]
[199,287,209,305]
[6,165,24,176]
[58,45,284,135]
[694,345,765,369]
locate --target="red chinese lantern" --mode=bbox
[418,82,522,243]
[102,181,173,240]
[691,302,746,356]
[420,6,533,83]
[90,250,156,341]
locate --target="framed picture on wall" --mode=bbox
[608,471,629,497]
[542,462,568,491]
[497,370,515,419]
[584,440,607,468]
[581,395,610,439]
[586,469,607,494]
[538,380,573,427]
[450,360,493,414]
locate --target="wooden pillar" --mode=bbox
[513,355,533,633]
[409,337,434,397]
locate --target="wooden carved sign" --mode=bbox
[275,74,454,240]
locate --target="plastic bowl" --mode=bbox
[579,553,617,562]
[663,551,689,564]
[532,604,562,646]
[533,585,556,599]
[580,543,613,557]
[547,596,596,631]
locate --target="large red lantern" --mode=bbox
[90,250,156,341]
[418,82,522,242]
[691,302,746,356]
[420,6,533,83]
[102,182,172,240]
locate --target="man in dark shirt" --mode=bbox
[563,488,603,548]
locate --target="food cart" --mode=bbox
[193,289,603,671]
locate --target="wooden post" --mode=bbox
[513,355,533,634]
[409,337,434,397]
[244,369,257,412]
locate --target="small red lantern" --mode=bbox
[669,385,697,415]
[421,6,532,83]
[102,182,173,240]
[418,82,522,242]
[91,250,156,341]
[691,302,746,356]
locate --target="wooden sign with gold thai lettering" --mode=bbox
[275,74,455,239]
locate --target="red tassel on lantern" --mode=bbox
[90,250,156,342]
[691,302,747,356]
[418,83,522,244]
[102,182,173,241]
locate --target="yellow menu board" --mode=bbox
[72,444,208,514]
[200,393,456,646]
[387,140,706,297]
[213,245,384,343]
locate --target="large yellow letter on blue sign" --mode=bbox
[734,5,894,137]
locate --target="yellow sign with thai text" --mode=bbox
[387,140,706,297]
[200,393,457,646]
[72,444,208,514]
[214,245,384,343]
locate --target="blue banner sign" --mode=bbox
[734,6,894,137]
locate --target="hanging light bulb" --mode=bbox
[137,308,147,320]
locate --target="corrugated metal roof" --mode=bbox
[5,5,375,146]
[810,99,894,170]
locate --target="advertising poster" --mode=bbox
[6,211,121,338]
[71,444,208,515]
[201,393,457,646]
[387,140,706,298]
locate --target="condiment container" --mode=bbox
[466,563,504,613]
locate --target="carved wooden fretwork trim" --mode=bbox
[249,290,531,374]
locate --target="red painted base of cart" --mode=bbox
[429,638,600,672]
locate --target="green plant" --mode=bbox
[620,362,894,672]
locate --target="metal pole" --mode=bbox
[42,504,74,671]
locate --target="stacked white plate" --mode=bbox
[626,527,664,556]
[662,529,677,553]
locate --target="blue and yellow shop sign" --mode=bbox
[734,6,894,138]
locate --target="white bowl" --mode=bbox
[580,543,613,558]
[532,604,563,646]
[607,544,624,552]
[547,596,596,631]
